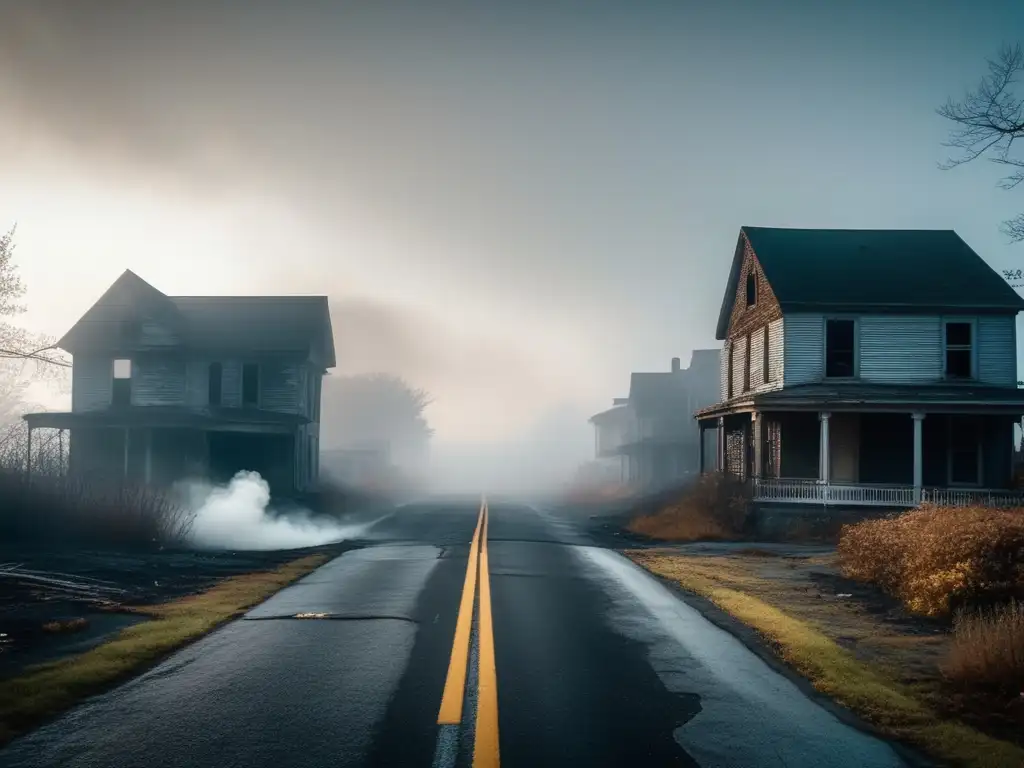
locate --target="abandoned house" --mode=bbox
[589,350,720,493]
[23,270,335,495]
[695,226,1024,507]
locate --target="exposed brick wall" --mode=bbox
[727,236,782,342]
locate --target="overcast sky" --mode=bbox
[2,1,1023,469]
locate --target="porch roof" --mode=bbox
[23,406,308,432]
[695,382,1024,420]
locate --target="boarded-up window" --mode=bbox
[208,362,223,406]
[743,334,751,391]
[727,344,735,399]
[763,325,772,383]
[112,359,132,407]
[242,363,259,406]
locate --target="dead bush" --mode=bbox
[627,472,751,541]
[0,469,195,549]
[838,504,1024,616]
[943,600,1024,697]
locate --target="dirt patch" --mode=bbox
[627,547,1024,768]
[0,542,358,681]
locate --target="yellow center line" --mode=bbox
[437,499,485,725]
[473,498,500,768]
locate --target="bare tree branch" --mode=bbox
[939,44,1024,241]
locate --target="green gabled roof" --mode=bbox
[715,227,1024,339]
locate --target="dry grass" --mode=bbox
[627,550,1024,768]
[838,504,1024,617]
[944,601,1024,696]
[0,553,327,747]
[627,472,751,541]
[40,618,89,634]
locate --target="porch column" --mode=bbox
[751,411,763,479]
[818,412,831,483]
[698,422,706,474]
[912,412,925,503]
[716,417,725,473]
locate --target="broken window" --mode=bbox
[242,363,259,406]
[208,362,223,406]
[112,358,132,407]
[745,272,757,307]
[949,418,981,485]
[944,321,973,379]
[825,319,855,378]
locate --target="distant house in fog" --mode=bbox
[23,270,335,496]
[589,350,720,493]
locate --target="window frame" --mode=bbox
[727,342,735,399]
[745,271,757,308]
[241,362,260,407]
[823,316,859,380]
[111,358,133,407]
[942,318,977,381]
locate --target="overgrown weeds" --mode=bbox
[0,468,195,549]
[944,600,1024,697]
[837,504,1024,616]
[627,472,751,541]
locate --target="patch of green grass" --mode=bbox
[627,550,1024,768]
[0,553,327,746]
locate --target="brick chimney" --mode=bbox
[671,357,681,373]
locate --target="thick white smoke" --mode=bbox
[180,471,376,551]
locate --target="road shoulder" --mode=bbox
[626,548,1024,768]
[0,552,329,747]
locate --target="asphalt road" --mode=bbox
[0,499,921,768]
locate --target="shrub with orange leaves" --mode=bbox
[838,504,1024,617]
[627,472,751,542]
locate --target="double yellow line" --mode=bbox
[437,498,499,768]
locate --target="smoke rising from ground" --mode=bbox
[181,471,376,551]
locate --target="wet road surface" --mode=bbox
[0,499,918,768]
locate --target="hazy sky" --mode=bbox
[2,0,1023,459]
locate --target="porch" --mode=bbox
[695,384,1024,507]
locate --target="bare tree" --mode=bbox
[0,226,69,371]
[938,44,1024,241]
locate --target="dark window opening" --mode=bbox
[949,418,981,484]
[745,272,757,307]
[763,325,772,383]
[112,358,131,407]
[945,321,973,379]
[208,362,223,406]
[743,333,751,391]
[242,363,259,406]
[825,319,855,378]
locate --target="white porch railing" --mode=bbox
[753,478,1024,508]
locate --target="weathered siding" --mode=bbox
[977,314,1017,386]
[859,316,942,383]
[260,361,302,414]
[185,360,208,407]
[220,361,242,408]
[726,236,783,339]
[72,356,113,411]
[131,356,186,406]
[138,319,179,347]
[749,329,764,389]
[765,318,784,390]
[731,336,748,395]
[720,339,732,400]
[782,313,824,386]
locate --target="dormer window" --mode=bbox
[745,272,757,307]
